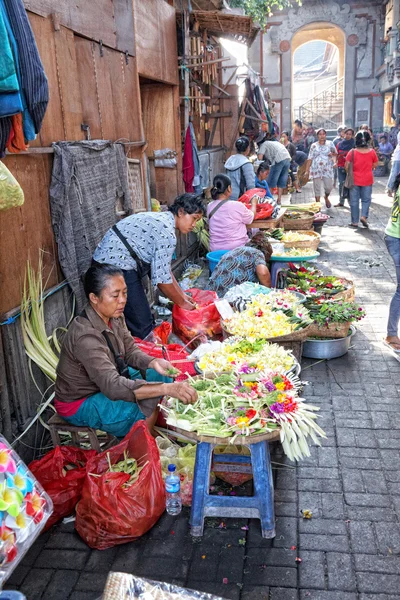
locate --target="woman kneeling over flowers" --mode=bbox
[209,232,273,296]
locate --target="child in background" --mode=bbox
[255,162,274,199]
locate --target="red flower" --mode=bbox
[246,409,257,420]
[25,491,45,524]
[325,283,333,289]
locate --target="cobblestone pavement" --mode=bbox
[7,179,400,600]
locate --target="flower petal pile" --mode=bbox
[162,374,326,461]
[198,337,296,375]
[223,293,311,340]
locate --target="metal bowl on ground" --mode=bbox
[302,325,356,360]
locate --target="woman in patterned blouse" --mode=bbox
[208,232,273,296]
[93,193,205,338]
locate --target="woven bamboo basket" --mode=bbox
[327,279,355,302]
[307,321,351,339]
[283,230,321,251]
[283,211,315,231]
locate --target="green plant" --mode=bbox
[193,217,210,251]
[306,300,365,326]
[229,0,301,27]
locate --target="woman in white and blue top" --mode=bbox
[93,194,205,338]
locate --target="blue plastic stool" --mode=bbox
[270,260,289,288]
[190,440,276,538]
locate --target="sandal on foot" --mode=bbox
[360,217,369,228]
[325,199,332,208]
[335,203,345,208]
[348,223,358,228]
[383,340,400,353]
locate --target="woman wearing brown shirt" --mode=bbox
[55,263,197,437]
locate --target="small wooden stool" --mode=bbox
[175,428,280,538]
[48,414,115,452]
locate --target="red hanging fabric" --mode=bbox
[182,125,195,192]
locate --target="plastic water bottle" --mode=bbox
[165,464,182,515]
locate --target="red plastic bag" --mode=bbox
[29,446,97,530]
[238,188,266,204]
[75,421,165,549]
[238,189,274,220]
[172,288,222,348]
[152,321,172,345]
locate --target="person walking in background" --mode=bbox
[305,128,337,208]
[386,129,400,197]
[280,131,301,193]
[384,175,400,353]
[346,131,378,229]
[333,126,345,148]
[207,174,257,252]
[378,134,394,174]
[224,136,255,201]
[333,126,345,189]
[291,119,305,151]
[304,124,317,154]
[255,162,274,199]
[257,136,291,205]
[335,128,355,207]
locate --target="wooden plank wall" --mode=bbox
[134,0,178,85]
[23,0,135,54]
[0,13,146,317]
[141,84,182,204]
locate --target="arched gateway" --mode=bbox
[248,1,384,132]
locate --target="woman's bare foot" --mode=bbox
[385,336,400,352]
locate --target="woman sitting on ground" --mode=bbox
[207,174,257,252]
[54,263,197,437]
[208,232,272,296]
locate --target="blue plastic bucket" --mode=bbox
[206,250,230,273]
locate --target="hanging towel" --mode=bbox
[0,8,19,93]
[4,0,48,134]
[50,141,132,309]
[182,125,195,192]
[7,114,27,153]
[189,122,202,193]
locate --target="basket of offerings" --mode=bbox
[281,230,321,251]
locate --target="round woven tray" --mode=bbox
[173,425,281,446]
[283,212,315,231]
[283,230,321,251]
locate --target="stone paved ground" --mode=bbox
[6,179,400,600]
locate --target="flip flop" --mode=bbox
[348,223,358,228]
[325,199,332,208]
[360,218,369,228]
[383,340,400,353]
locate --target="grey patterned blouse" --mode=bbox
[93,211,176,286]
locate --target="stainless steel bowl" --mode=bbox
[302,325,356,360]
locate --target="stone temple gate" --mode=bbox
[249,1,384,132]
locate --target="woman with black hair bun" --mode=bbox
[54,263,198,437]
[346,131,378,229]
[93,193,205,338]
[207,173,257,251]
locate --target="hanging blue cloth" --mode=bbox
[0,0,35,138]
[4,0,48,134]
[0,7,19,93]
